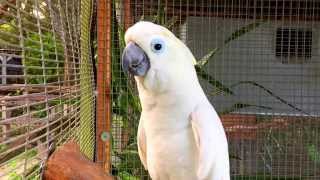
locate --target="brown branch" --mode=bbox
[0,0,16,17]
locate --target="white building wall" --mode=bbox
[185,17,320,116]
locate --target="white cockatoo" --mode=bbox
[122,21,230,180]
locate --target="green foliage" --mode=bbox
[0,20,64,85]
[195,65,234,95]
[9,159,18,169]
[24,32,64,84]
[118,172,140,180]
[0,144,8,153]
[31,104,47,118]
[7,163,40,180]
[4,149,38,180]
[113,147,148,178]
[0,20,20,46]
[224,21,263,45]
[7,149,38,168]
[25,164,41,180]
[110,2,146,178]
[8,172,23,180]
[193,21,263,96]
[307,144,320,164]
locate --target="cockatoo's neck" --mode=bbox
[135,65,207,111]
[136,63,200,92]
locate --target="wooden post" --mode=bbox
[1,101,8,139]
[96,0,112,173]
[63,104,68,116]
[123,0,133,30]
[1,56,6,85]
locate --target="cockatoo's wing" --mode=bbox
[191,103,230,180]
[137,119,147,170]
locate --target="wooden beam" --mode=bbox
[96,0,111,173]
[132,0,320,21]
[0,84,76,92]
[1,100,8,139]
[123,0,133,30]
[1,56,6,85]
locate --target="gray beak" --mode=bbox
[122,42,150,76]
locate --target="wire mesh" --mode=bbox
[0,0,95,179]
[111,0,320,179]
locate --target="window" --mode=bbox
[275,28,312,63]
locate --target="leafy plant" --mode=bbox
[118,171,140,180]
[24,32,64,84]
[0,18,64,85]
[110,3,146,178]
[0,20,20,46]
[0,144,8,153]
[8,172,23,180]
[3,149,38,180]
[307,144,320,165]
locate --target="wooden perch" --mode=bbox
[43,141,113,180]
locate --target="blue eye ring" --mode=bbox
[150,38,165,54]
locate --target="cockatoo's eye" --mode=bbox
[150,38,165,54]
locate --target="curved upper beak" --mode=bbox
[122,42,150,76]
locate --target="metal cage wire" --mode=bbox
[0,0,95,179]
[0,0,319,179]
[110,0,320,179]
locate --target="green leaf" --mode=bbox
[0,144,8,153]
[196,48,219,67]
[224,21,264,45]
[118,150,139,156]
[307,144,320,164]
[165,16,178,29]
[118,25,126,50]
[195,21,263,70]
[24,32,64,84]
[8,172,22,180]
[231,81,309,115]
[195,66,233,95]
[194,22,264,95]
[118,172,140,180]
[117,91,129,114]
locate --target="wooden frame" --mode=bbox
[96,0,112,173]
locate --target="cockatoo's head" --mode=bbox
[122,21,197,93]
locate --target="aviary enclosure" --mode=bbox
[0,0,319,179]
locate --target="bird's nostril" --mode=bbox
[131,61,141,68]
